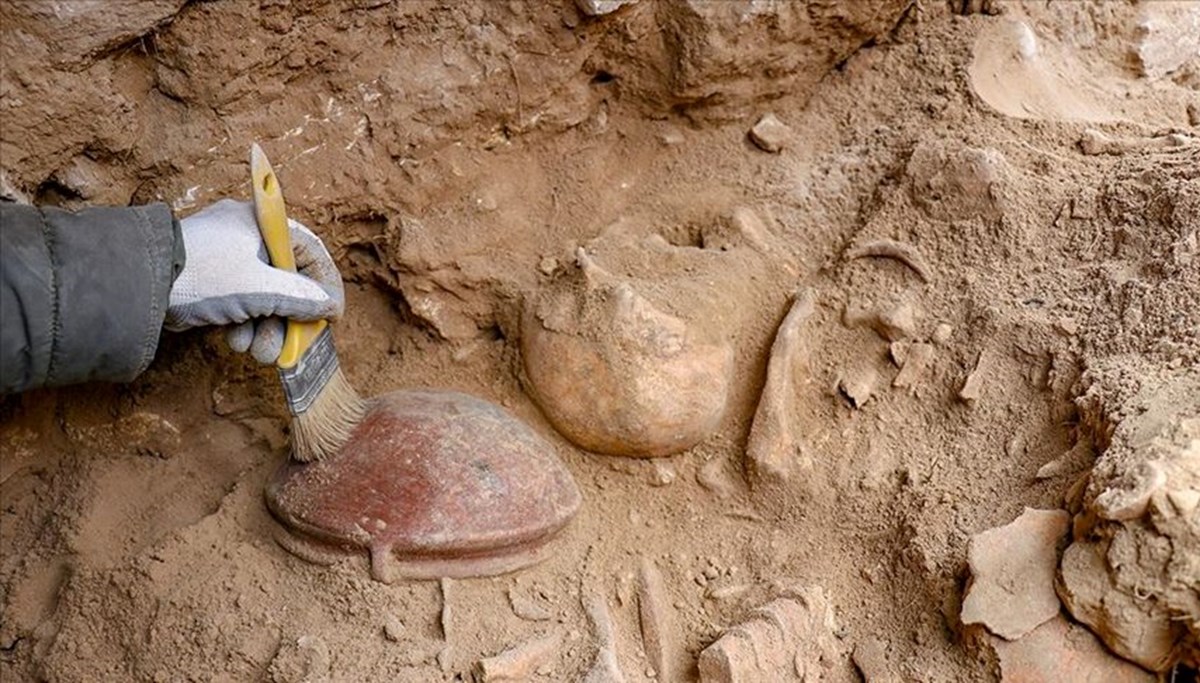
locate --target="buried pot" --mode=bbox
[521,248,734,458]
[266,390,581,581]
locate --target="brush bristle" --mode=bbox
[290,366,367,463]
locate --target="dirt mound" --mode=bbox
[2,1,1198,681]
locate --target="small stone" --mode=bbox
[575,0,637,16]
[383,616,404,642]
[267,636,331,683]
[893,343,934,390]
[697,458,736,498]
[748,113,791,153]
[539,256,559,276]
[852,637,896,683]
[889,341,911,367]
[1188,102,1200,127]
[1055,317,1079,336]
[649,461,676,487]
[932,323,953,345]
[838,366,879,409]
[961,508,1069,640]
[959,353,987,405]
[875,300,917,341]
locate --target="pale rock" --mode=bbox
[576,0,638,16]
[749,113,792,153]
[852,637,897,683]
[893,343,934,390]
[838,366,878,409]
[649,461,677,487]
[874,300,917,341]
[268,636,331,683]
[932,323,953,345]
[961,508,1069,640]
[1133,2,1200,80]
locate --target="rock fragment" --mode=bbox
[1133,1,1200,80]
[697,458,737,498]
[649,461,677,487]
[852,637,897,683]
[472,631,563,683]
[874,300,917,342]
[575,0,638,16]
[959,352,987,404]
[637,558,678,681]
[698,586,841,682]
[986,617,1154,683]
[748,113,792,153]
[746,289,815,484]
[961,508,1069,640]
[268,636,331,683]
[892,342,933,390]
[838,366,878,409]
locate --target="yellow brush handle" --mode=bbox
[250,143,327,369]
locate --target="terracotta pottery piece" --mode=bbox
[266,390,581,581]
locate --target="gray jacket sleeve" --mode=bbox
[1,203,185,393]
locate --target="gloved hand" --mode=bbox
[166,199,344,364]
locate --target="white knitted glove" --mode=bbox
[166,199,344,363]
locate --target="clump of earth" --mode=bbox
[1,1,1197,681]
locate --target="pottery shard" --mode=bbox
[961,508,1070,641]
[698,586,840,683]
[749,113,791,153]
[1056,539,1181,672]
[986,616,1154,683]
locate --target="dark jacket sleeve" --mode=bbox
[1,203,185,393]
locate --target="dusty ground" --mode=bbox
[1,1,1198,681]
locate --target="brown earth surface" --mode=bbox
[1,1,1197,681]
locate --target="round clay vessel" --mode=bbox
[266,390,581,581]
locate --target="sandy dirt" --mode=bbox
[1,1,1197,681]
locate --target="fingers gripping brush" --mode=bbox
[250,144,366,462]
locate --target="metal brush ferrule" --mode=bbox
[278,326,339,416]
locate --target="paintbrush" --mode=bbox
[250,143,366,462]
